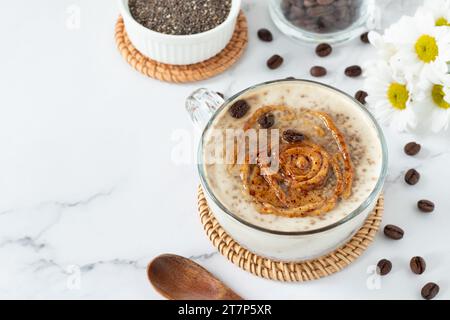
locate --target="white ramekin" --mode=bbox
[118,0,241,65]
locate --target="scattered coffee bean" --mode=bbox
[377,259,392,276]
[360,31,370,43]
[310,66,327,77]
[418,200,435,213]
[267,54,284,69]
[283,130,306,143]
[257,28,273,42]
[384,224,404,240]
[345,65,362,77]
[229,100,250,119]
[404,142,421,156]
[216,92,224,99]
[410,256,426,275]
[316,43,332,57]
[421,282,439,300]
[355,90,368,104]
[258,113,275,129]
[405,169,420,185]
[285,76,296,80]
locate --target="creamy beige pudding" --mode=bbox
[203,81,383,233]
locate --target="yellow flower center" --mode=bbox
[436,17,450,26]
[415,35,439,63]
[387,83,409,110]
[432,85,450,109]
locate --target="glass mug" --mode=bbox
[269,0,376,43]
[186,79,388,261]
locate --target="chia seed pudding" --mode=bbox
[129,0,232,35]
[202,81,383,233]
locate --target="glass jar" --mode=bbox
[269,0,376,43]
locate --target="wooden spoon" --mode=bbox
[147,254,243,300]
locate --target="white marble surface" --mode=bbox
[0,0,449,300]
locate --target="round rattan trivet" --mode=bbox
[197,186,384,282]
[114,12,248,83]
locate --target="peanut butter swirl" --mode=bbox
[239,106,354,218]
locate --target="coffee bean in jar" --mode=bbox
[280,0,365,34]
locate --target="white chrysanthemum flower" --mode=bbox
[384,12,450,87]
[368,31,397,60]
[367,16,415,61]
[416,76,450,133]
[419,0,450,27]
[364,61,418,131]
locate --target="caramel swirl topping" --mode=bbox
[239,106,354,218]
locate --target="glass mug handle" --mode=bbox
[185,88,225,131]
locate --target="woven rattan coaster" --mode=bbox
[197,186,384,282]
[114,12,248,83]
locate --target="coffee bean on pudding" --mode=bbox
[257,28,273,42]
[345,65,363,77]
[310,66,327,77]
[229,100,250,119]
[316,43,332,57]
[360,31,370,43]
[418,200,435,213]
[421,282,439,300]
[258,113,275,129]
[355,90,368,104]
[377,259,392,276]
[267,54,284,69]
[384,224,404,240]
[404,142,421,156]
[405,169,420,185]
[283,129,306,143]
[410,256,426,275]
